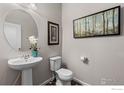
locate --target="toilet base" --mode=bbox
[56,77,71,85]
[56,79,63,85]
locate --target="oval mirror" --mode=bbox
[4,10,38,51]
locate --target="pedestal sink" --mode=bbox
[8,56,43,85]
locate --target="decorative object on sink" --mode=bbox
[28,36,38,57]
[73,6,120,38]
[48,21,59,45]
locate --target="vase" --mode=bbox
[32,50,38,57]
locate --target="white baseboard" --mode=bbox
[40,76,90,85]
[41,77,54,85]
[73,77,90,85]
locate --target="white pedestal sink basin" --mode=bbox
[8,56,43,85]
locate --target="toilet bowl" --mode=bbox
[49,56,73,85]
[56,68,73,81]
[56,68,73,85]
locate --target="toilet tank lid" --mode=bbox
[50,56,61,61]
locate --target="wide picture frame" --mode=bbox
[73,6,120,38]
[48,21,59,45]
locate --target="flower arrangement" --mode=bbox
[28,36,38,51]
[28,36,38,57]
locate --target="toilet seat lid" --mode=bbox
[56,68,73,76]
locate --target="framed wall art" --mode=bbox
[48,21,59,45]
[73,6,120,38]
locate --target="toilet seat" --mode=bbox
[56,68,73,81]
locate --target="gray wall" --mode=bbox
[0,3,62,85]
[62,3,124,85]
[32,3,62,85]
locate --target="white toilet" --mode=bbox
[49,56,73,85]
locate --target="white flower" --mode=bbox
[28,36,38,44]
[29,36,34,43]
[28,36,38,50]
[32,39,38,44]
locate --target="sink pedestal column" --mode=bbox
[22,69,32,85]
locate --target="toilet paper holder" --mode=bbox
[80,56,89,64]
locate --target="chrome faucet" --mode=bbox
[23,54,30,59]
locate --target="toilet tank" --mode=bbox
[49,56,62,71]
